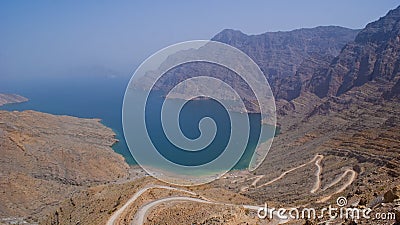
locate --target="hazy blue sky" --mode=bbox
[1,1,399,78]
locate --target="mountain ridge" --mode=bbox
[307,5,400,98]
[211,25,360,100]
[144,25,360,103]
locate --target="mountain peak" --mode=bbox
[211,29,248,42]
[355,5,400,44]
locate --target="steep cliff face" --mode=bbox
[308,6,400,98]
[212,7,400,101]
[211,26,360,100]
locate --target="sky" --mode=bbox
[1,0,399,79]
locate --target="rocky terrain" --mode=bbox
[212,26,360,101]
[5,5,400,225]
[0,110,129,224]
[41,177,266,225]
[220,6,400,224]
[306,6,400,98]
[0,94,28,106]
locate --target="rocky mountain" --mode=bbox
[0,94,28,106]
[0,110,129,223]
[307,6,400,98]
[68,6,400,225]
[211,26,360,100]
[136,26,359,114]
[232,6,400,224]
[208,7,400,224]
[209,7,400,105]
[132,26,358,116]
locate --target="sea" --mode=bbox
[0,75,275,170]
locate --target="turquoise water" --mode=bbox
[0,76,275,169]
[124,89,276,171]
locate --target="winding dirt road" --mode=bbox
[108,184,289,225]
[317,169,357,203]
[132,196,288,225]
[106,185,196,225]
[239,154,357,202]
[107,154,357,224]
[310,155,323,193]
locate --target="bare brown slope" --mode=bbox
[0,110,129,223]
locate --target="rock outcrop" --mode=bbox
[0,94,28,106]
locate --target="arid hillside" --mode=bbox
[0,110,129,224]
[40,5,400,225]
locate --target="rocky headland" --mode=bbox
[0,94,28,106]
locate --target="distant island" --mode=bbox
[0,93,28,106]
